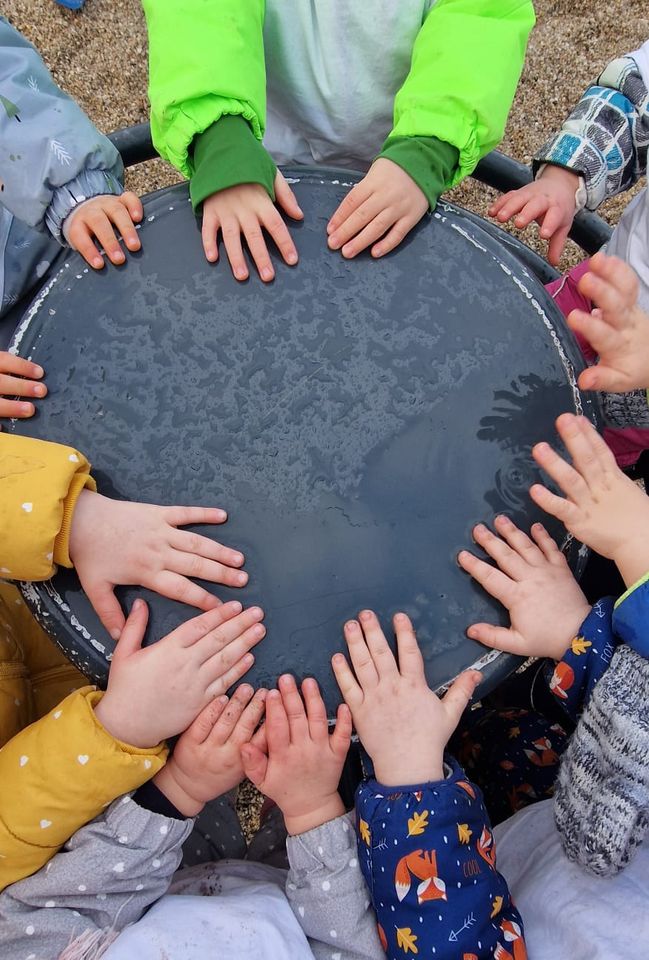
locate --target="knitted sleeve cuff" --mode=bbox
[189,114,276,212]
[45,169,124,243]
[379,135,459,209]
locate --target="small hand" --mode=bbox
[68,490,249,639]
[201,171,303,281]
[327,158,428,259]
[567,252,649,393]
[153,684,267,817]
[93,598,265,748]
[241,674,351,836]
[458,515,590,661]
[531,413,649,587]
[332,610,481,786]
[488,165,580,266]
[0,352,46,420]
[66,192,143,269]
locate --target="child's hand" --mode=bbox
[153,684,267,817]
[458,515,591,661]
[241,674,351,836]
[531,412,649,587]
[332,610,481,786]
[93,598,265,748]
[68,490,248,640]
[65,192,143,269]
[568,253,649,393]
[488,165,580,266]
[327,158,428,259]
[0,352,46,420]
[201,171,303,281]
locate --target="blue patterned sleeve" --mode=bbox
[355,757,525,960]
[547,597,618,721]
[534,54,649,208]
[0,18,123,240]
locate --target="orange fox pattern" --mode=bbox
[356,756,526,959]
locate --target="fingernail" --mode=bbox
[286,252,298,265]
[93,258,103,269]
[215,509,227,520]
[110,628,121,640]
[345,620,358,630]
[33,365,44,378]
[233,553,244,566]
[235,268,247,280]
[236,572,248,586]
[21,402,33,415]
[244,653,255,665]
[261,268,274,281]
[228,600,242,613]
[34,384,47,397]
[249,606,263,618]
[218,694,229,704]
[253,624,266,638]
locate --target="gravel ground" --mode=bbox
[5,0,648,836]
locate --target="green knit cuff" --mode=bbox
[190,114,277,213]
[379,135,459,209]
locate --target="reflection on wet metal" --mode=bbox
[10,169,598,714]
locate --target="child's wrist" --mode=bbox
[93,694,157,750]
[282,793,345,836]
[153,764,205,818]
[373,759,445,787]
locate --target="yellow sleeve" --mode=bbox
[0,687,168,890]
[0,435,97,581]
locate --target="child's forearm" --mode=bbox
[286,812,384,960]
[0,18,124,238]
[356,759,525,960]
[0,794,191,958]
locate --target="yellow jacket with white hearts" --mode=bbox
[0,435,168,889]
[0,687,167,890]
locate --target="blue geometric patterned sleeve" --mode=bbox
[534,52,649,209]
[355,757,526,959]
[547,597,618,722]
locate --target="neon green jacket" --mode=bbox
[144,0,534,201]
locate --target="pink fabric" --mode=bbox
[546,262,649,468]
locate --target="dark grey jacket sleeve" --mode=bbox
[286,812,384,960]
[0,794,192,959]
[0,17,124,240]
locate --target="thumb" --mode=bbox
[112,598,149,658]
[274,171,303,221]
[85,580,126,641]
[241,742,268,789]
[441,670,482,732]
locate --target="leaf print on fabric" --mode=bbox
[491,894,504,918]
[395,926,418,954]
[50,139,72,165]
[359,818,371,846]
[571,635,592,656]
[407,810,429,836]
[456,781,476,800]
[394,850,447,904]
[27,75,39,93]
[377,923,388,951]
[457,822,472,844]
[0,95,20,121]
